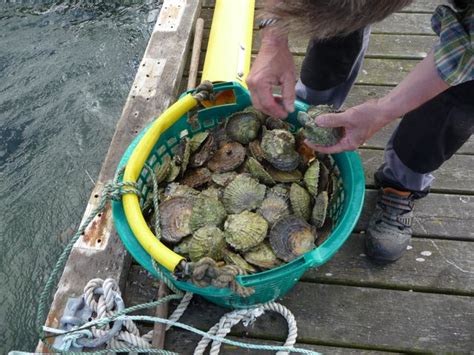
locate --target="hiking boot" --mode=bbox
[365,187,415,263]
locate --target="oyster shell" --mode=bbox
[294,129,316,166]
[224,211,268,251]
[304,160,320,196]
[243,106,267,124]
[258,195,290,226]
[207,142,246,173]
[190,197,227,232]
[182,167,212,189]
[244,241,282,269]
[311,191,328,228]
[225,109,261,144]
[246,157,275,185]
[267,166,302,183]
[190,133,217,168]
[159,197,193,242]
[269,215,316,262]
[211,171,238,187]
[223,174,266,214]
[297,105,344,146]
[223,249,257,273]
[290,183,312,221]
[188,226,226,262]
[261,129,300,171]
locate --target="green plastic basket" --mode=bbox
[112,82,365,309]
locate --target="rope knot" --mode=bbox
[192,80,215,103]
[104,181,141,201]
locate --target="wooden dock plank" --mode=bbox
[36,0,202,352]
[358,190,474,240]
[360,150,474,193]
[304,235,474,294]
[158,284,474,352]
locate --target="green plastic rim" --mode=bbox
[112,82,365,308]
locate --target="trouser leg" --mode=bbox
[295,26,371,109]
[375,80,474,198]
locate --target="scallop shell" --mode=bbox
[154,156,171,184]
[248,139,265,162]
[294,129,316,166]
[261,129,300,171]
[243,241,282,269]
[189,131,209,152]
[190,197,227,232]
[267,166,302,183]
[318,161,330,194]
[159,197,193,242]
[175,137,191,175]
[173,236,193,255]
[190,133,217,168]
[269,215,316,262]
[265,116,290,130]
[311,191,329,228]
[267,184,290,201]
[188,226,226,262]
[164,183,199,200]
[210,123,232,148]
[304,160,320,196]
[224,211,269,251]
[199,186,223,200]
[166,160,181,182]
[182,167,212,189]
[211,171,238,187]
[246,157,275,185]
[225,110,261,144]
[297,105,344,146]
[243,106,267,124]
[316,218,332,247]
[258,195,290,225]
[222,174,266,214]
[207,142,246,173]
[223,250,257,273]
[290,183,312,221]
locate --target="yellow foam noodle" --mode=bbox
[202,0,255,86]
[123,94,198,271]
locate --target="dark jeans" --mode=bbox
[295,28,474,197]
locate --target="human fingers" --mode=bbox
[304,137,358,154]
[281,71,296,114]
[255,84,288,118]
[315,112,348,128]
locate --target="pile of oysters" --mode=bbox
[143,105,342,277]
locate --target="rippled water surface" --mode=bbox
[0,1,161,351]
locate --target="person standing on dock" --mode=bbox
[247,0,473,263]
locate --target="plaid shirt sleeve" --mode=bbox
[431,4,473,86]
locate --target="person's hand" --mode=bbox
[246,33,296,118]
[305,99,394,154]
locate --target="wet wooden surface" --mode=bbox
[121,0,474,353]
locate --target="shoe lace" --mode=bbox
[376,191,414,230]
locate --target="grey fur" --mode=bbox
[262,0,414,40]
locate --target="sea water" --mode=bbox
[0,1,161,351]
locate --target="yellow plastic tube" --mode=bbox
[122,94,198,271]
[201,0,255,86]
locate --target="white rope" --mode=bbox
[194,301,298,355]
[68,278,301,354]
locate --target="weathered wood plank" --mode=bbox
[304,234,474,293]
[201,8,434,35]
[247,33,437,59]
[358,190,474,240]
[359,149,474,193]
[36,0,202,352]
[160,284,474,352]
[202,0,442,13]
[163,330,399,354]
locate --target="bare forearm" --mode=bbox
[379,51,450,120]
